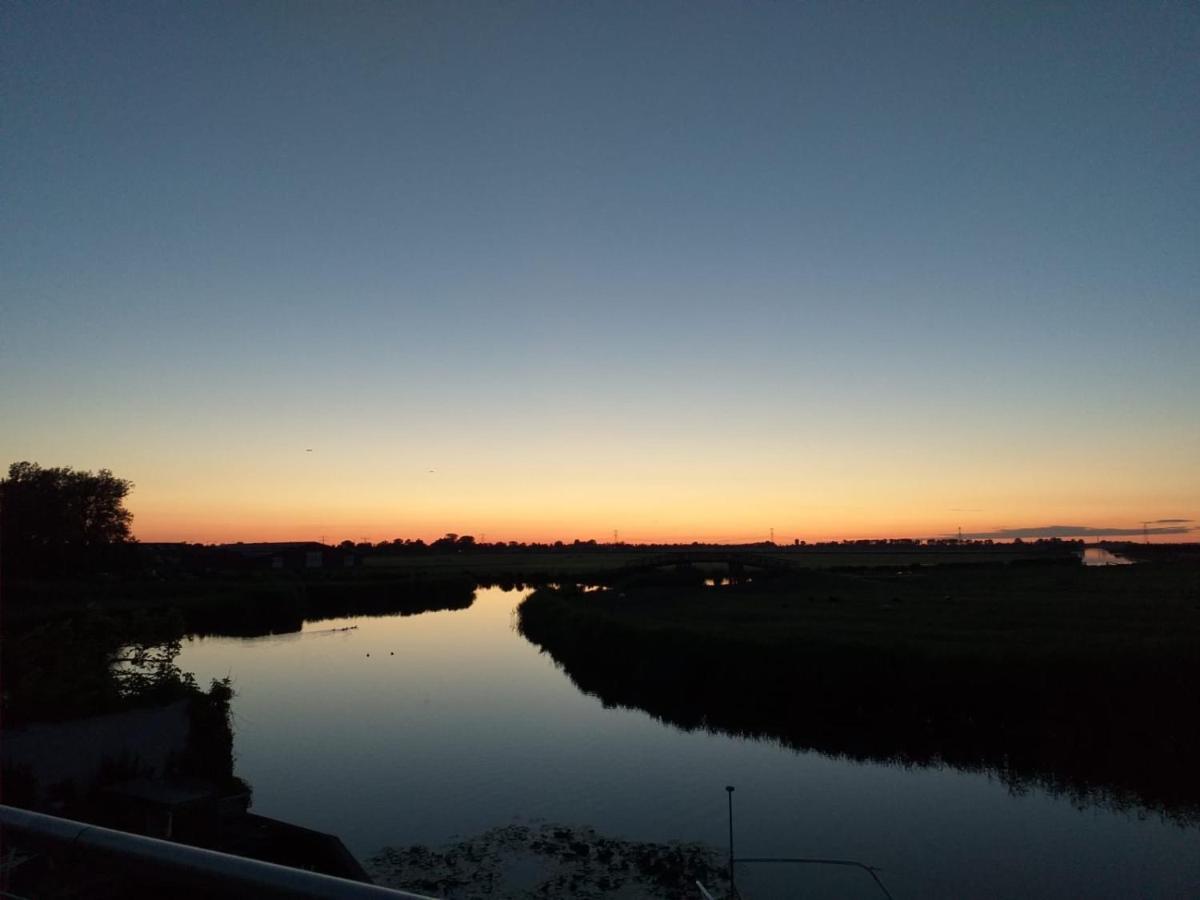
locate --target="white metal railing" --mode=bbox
[0,804,438,899]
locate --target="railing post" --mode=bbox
[725,785,736,899]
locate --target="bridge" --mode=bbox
[612,550,801,577]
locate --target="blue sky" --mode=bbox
[3,1,1197,541]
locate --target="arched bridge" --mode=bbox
[613,550,800,576]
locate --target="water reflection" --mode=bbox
[1082,547,1135,566]
[175,586,1200,899]
[183,576,476,637]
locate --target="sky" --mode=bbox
[2,1,1197,544]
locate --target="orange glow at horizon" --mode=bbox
[128,477,1196,546]
[16,394,1199,548]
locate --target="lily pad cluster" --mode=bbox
[368,823,728,899]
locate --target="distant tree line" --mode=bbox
[325,534,1084,554]
[1,458,1090,580]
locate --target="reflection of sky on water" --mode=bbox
[1081,548,1135,566]
[176,587,1199,898]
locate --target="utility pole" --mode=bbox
[769,527,775,544]
[613,529,619,544]
[725,786,736,898]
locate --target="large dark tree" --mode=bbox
[0,461,135,576]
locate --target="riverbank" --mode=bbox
[3,541,1084,631]
[518,560,1200,821]
[2,571,478,635]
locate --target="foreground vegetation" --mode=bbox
[369,823,728,900]
[0,605,247,818]
[518,559,1200,821]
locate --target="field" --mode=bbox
[4,544,1079,627]
[363,544,1076,576]
[542,558,1200,660]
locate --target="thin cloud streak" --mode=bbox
[954,524,1194,539]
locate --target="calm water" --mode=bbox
[1082,547,1136,566]
[176,587,1199,898]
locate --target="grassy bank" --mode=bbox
[518,560,1200,821]
[3,570,479,635]
[363,544,1076,576]
[4,544,1082,630]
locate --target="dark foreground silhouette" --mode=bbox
[0,606,372,896]
[518,561,1200,823]
[4,573,479,640]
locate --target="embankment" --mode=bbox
[518,562,1200,821]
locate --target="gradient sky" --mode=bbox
[3,1,1197,543]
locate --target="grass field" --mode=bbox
[551,559,1200,660]
[517,559,1200,820]
[6,544,1078,627]
[363,545,1076,575]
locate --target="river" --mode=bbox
[175,585,1199,898]
[1082,547,1136,566]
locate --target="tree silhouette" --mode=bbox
[1,461,135,576]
